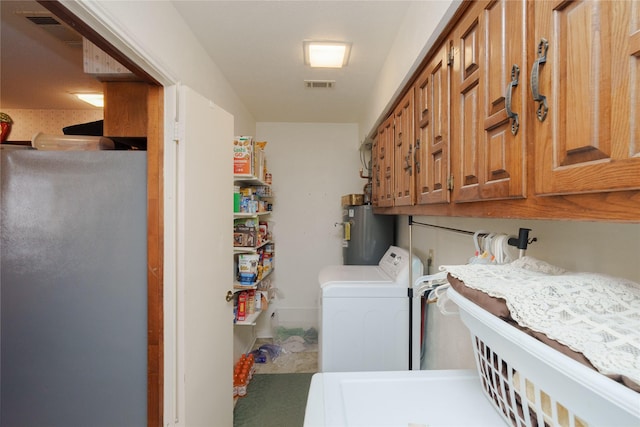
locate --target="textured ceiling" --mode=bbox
[0,1,103,111]
[1,1,413,123]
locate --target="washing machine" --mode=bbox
[318,245,423,372]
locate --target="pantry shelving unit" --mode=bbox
[233,172,274,337]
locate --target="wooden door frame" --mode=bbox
[38,2,164,425]
[145,84,164,427]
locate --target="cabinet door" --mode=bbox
[451,3,482,202]
[533,0,640,195]
[452,0,527,202]
[415,42,451,205]
[393,90,415,206]
[103,82,149,137]
[371,134,381,206]
[378,116,395,207]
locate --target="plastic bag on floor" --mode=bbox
[274,326,318,345]
[251,343,284,363]
[281,336,306,353]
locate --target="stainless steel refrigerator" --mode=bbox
[0,149,147,426]
[342,204,395,265]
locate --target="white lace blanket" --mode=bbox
[441,257,640,387]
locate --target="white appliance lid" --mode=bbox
[318,265,391,285]
[317,246,423,298]
[304,370,505,427]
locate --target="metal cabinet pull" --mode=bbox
[404,144,413,175]
[403,159,412,172]
[414,138,421,174]
[505,64,520,135]
[530,38,549,122]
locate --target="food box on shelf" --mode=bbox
[233,226,256,248]
[238,254,259,284]
[233,137,268,179]
[262,242,274,274]
[253,143,265,181]
[233,217,258,247]
[233,136,254,175]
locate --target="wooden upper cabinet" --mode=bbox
[393,90,415,206]
[377,115,395,207]
[103,81,149,137]
[451,0,527,203]
[369,0,640,220]
[415,42,451,205]
[480,0,527,200]
[451,3,481,202]
[533,0,640,195]
[371,134,381,206]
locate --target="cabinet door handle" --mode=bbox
[505,64,520,135]
[530,38,549,122]
[404,156,412,174]
[414,139,420,174]
[404,145,413,175]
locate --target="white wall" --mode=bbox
[398,216,640,282]
[255,122,363,333]
[397,215,640,370]
[360,0,458,140]
[68,1,256,136]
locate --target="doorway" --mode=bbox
[17,2,164,424]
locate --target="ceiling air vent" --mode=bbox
[17,11,82,47]
[26,16,60,25]
[304,80,335,89]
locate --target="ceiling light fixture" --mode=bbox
[75,93,104,108]
[303,41,351,68]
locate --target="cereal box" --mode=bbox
[233,136,254,175]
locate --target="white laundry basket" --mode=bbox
[448,287,640,427]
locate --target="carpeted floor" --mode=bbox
[233,373,314,427]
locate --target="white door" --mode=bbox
[165,85,234,426]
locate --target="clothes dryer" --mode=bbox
[318,246,423,372]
